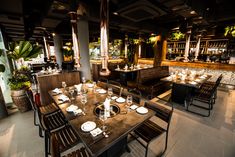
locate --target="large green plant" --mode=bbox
[224,25,235,37]
[8,72,31,90]
[7,41,42,61]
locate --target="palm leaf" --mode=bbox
[24,45,42,61]
[18,41,33,58]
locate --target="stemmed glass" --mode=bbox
[62,81,67,91]
[107,88,113,98]
[82,77,86,84]
[126,95,133,113]
[80,94,87,114]
[69,87,75,100]
[99,110,107,131]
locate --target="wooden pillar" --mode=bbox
[124,34,128,58]
[99,0,110,76]
[153,35,162,67]
[161,38,167,61]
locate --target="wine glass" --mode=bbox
[107,88,113,98]
[99,110,107,131]
[80,94,87,113]
[82,77,86,84]
[62,81,67,91]
[126,95,133,113]
[69,87,75,100]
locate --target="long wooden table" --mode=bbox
[161,74,212,104]
[49,87,155,157]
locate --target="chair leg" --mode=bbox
[145,143,149,157]
[34,111,38,126]
[44,132,48,157]
[39,126,44,137]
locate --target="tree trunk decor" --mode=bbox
[69,12,81,69]
[100,0,110,76]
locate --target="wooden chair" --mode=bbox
[121,89,142,104]
[108,80,123,96]
[26,91,60,137]
[42,111,69,157]
[97,78,109,90]
[51,131,89,157]
[185,75,222,117]
[130,100,173,157]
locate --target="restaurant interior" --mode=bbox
[0,0,235,157]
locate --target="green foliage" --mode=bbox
[8,73,31,90]
[62,46,74,57]
[7,41,42,60]
[171,31,185,40]
[224,25,235,37]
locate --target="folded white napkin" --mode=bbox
[52,88,62,94]
[74,84,82,92]
[66,104,78,112]
[130,104,138,110]
[58,95,69,102]
[104,98,111,117]
[73,109,82,115]
[90,128,103,137]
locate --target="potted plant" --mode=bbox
[8,72,32,112]
[6,41,42,112]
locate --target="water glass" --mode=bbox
[82,77,86,84]
[126,95,133,112]
[81,94,87,112]
[108,88,113,98]
[62,81,67,91]
[99,110,107,131]
[69,87,75,100]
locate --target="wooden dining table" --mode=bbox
[161,74,212,104]
[49,86,155,157]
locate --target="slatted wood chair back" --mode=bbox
[108,80,122,96]
[144,101,173,124]
[42,111,67,131]
[50,126,86,157]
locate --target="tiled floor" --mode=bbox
[0,89,234,157]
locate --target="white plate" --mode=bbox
[86,83,94,88]
[99,89,107,94]
[111,96,118,100]
[66,105,78,112]
[116,97,125,103]
[81,121,96,132]
[189,81,197,85]
[136,107,148,114]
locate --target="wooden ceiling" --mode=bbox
[0,0,235,43]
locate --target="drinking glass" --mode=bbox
[108,88,113,98]
[99,110,107,131]
[126,95,133,112]
[80,94,87,113]
[82,77,86,84]
[69,87,75,100]
[62,81,67,91]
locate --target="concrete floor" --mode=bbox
[0,89,234,157]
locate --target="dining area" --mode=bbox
[28,75,173,157]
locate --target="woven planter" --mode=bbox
[11,89,32,112]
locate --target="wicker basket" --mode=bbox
[11,89,32,112]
